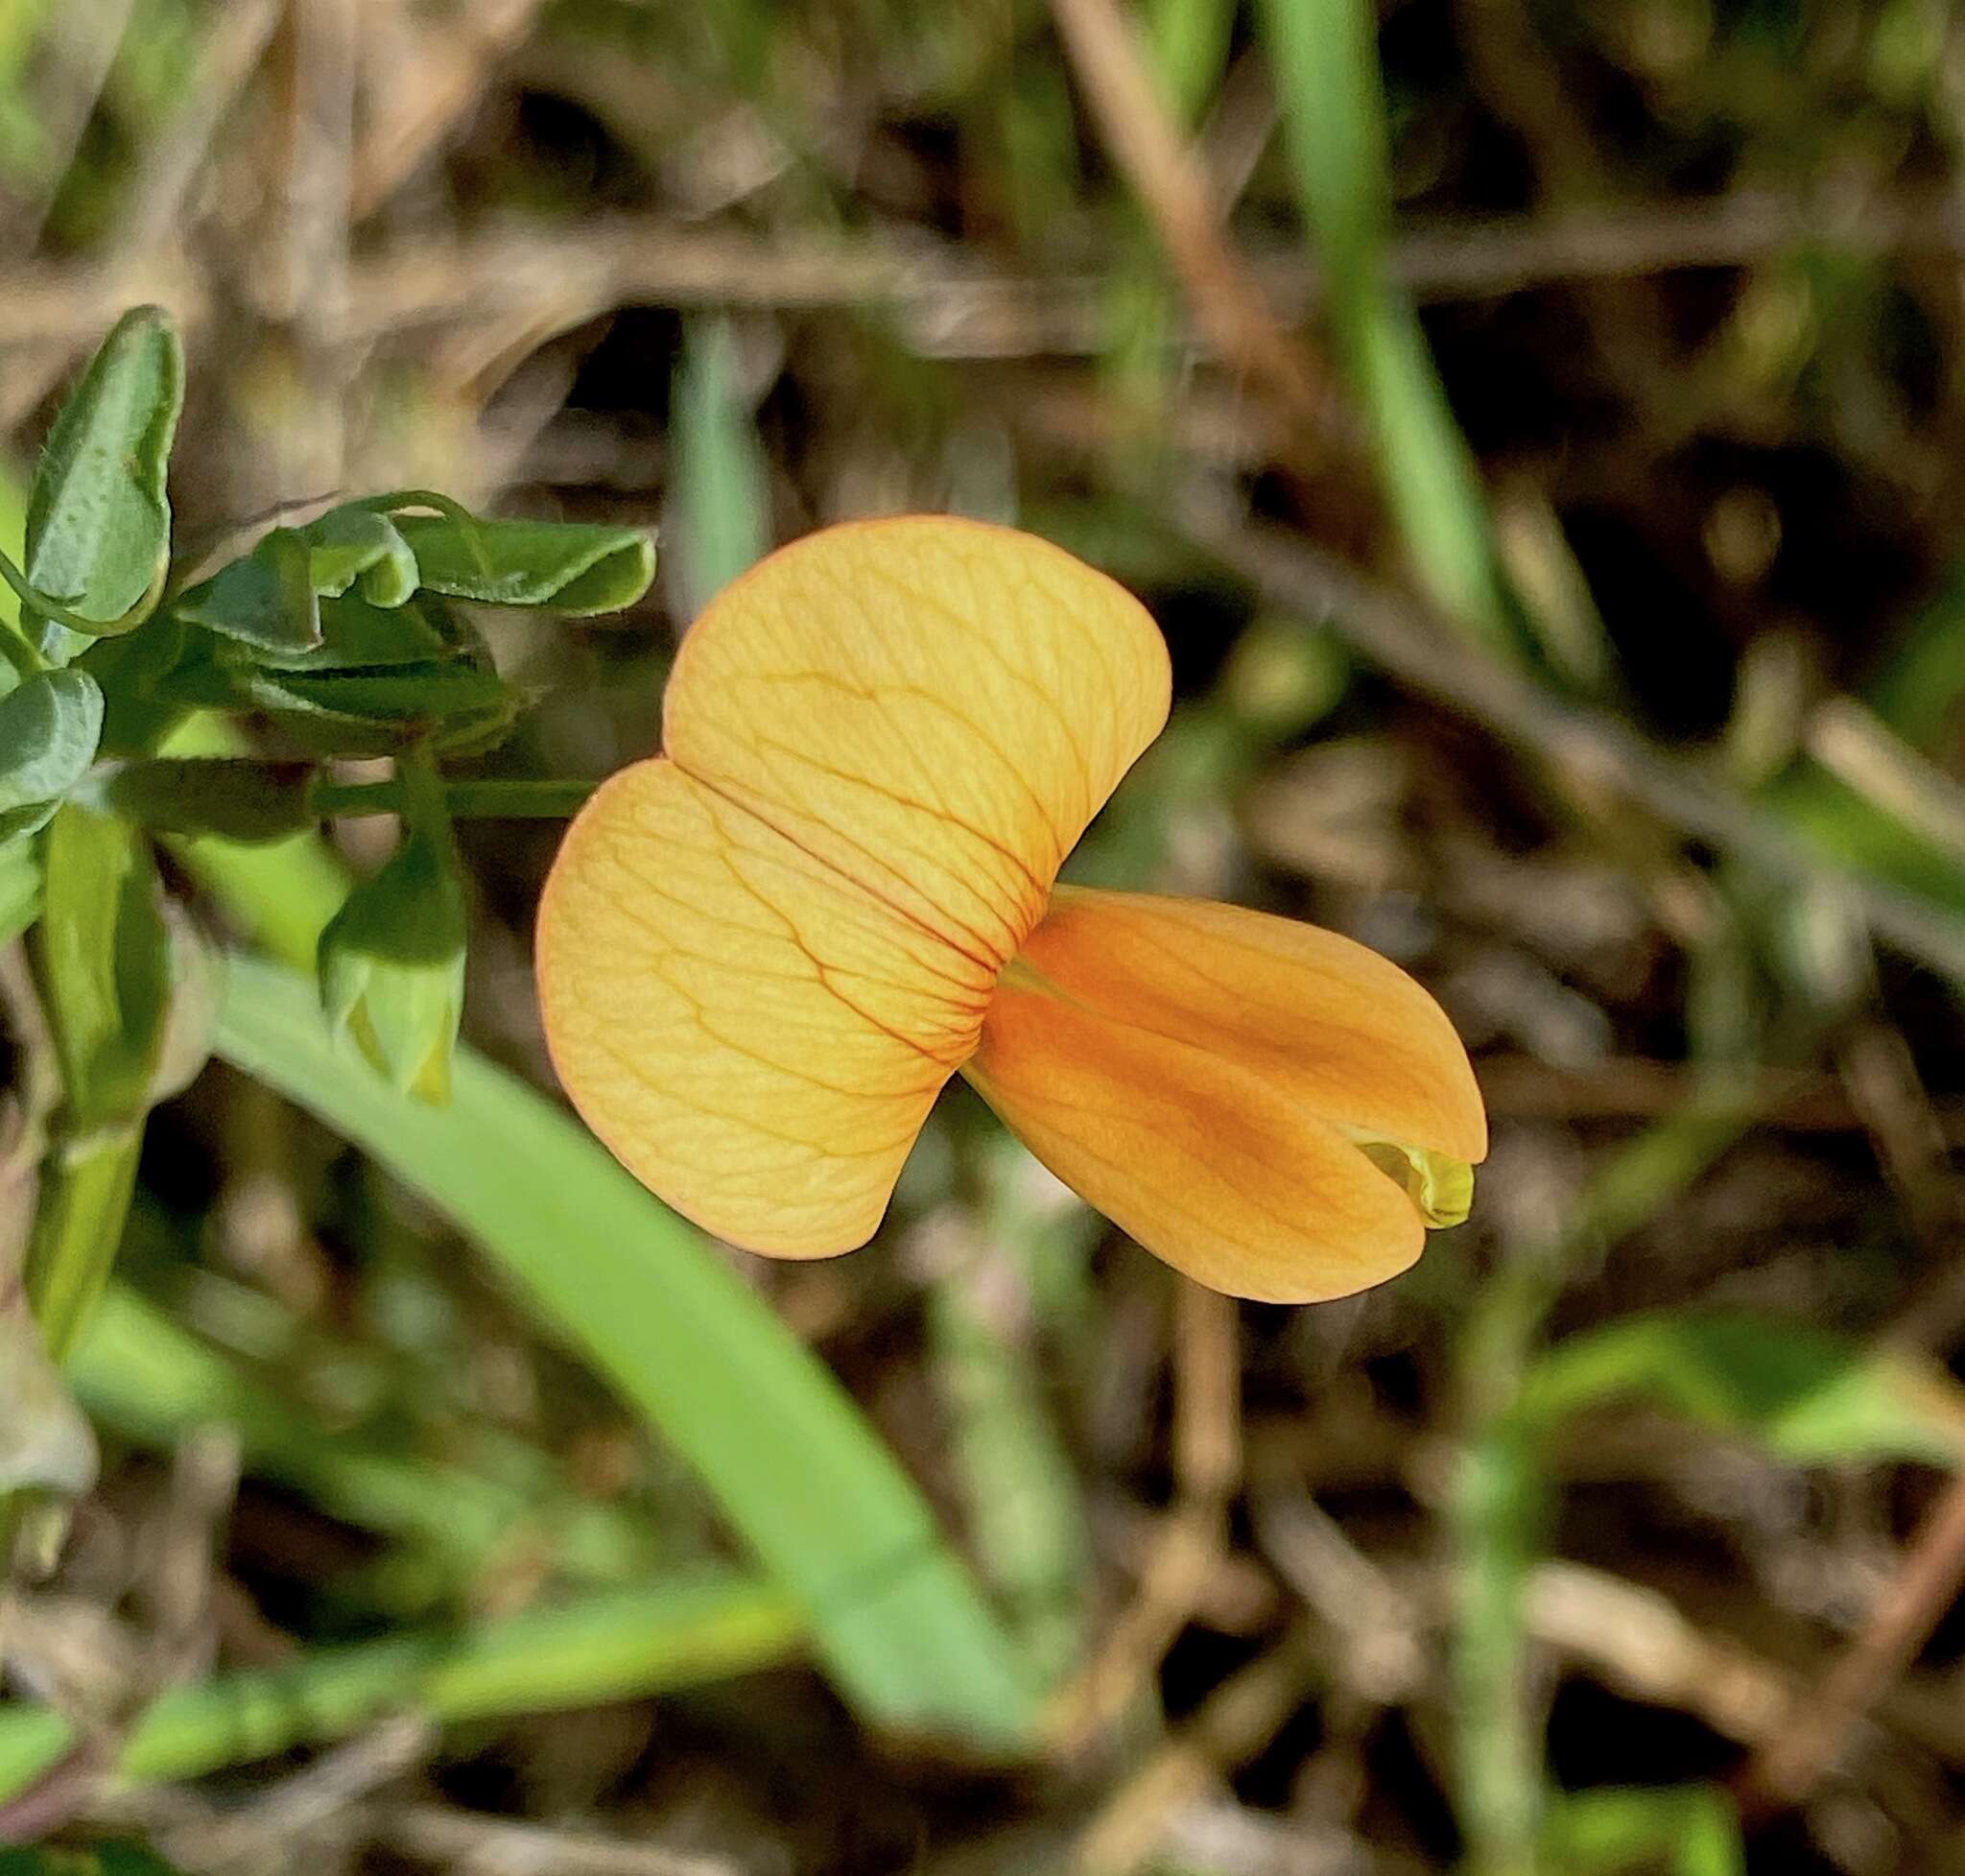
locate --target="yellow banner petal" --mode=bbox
[963,973,1429,1304]
[1015,887,1487,1163]
[662,517,1172,969]
[537,519,1172,1254]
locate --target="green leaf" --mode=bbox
[247,589,450,672]
[93,757,317,843]
[302,505,417,606]
[393,512,656,614]
[1255,0,1522,659]
[80,609,202,755]
[215,957,1040,1749]
[24,1128,145,1364]
[239,660,511,727]
[0,1575,802,1802]
[174,526,321,654]
[1513,1309,1965,1468]
[72,1284,657,1596]
[1144,0,1237,121]
[25,306,183,644]
[0,668,104,845]
[228,656,519,757]
[174,511,427,656]
[30,804,171,1130]
[318,766,467,1102]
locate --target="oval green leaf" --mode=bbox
[0,667,106,847]
[25,305,183,640]
[393,513,656,614]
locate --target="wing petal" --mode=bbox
[537,757,989,1253]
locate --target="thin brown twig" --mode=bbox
[1181,494,1965,987]
[354,0,548,215]
[1739,1467,1965,1814]
[1251,1488,1424,1704]
[374,1802,745,1876]
[1045,1285,1243,1756]
[1173,1280,1243,1507]
[1047,0,1332,438]
[1070,1624,1323,1876]
[1837,1020,1957,1247]
[5,184,1964,366]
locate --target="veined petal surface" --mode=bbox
[537,519,1172,1254]
[537,758,989,1252]
[1016,887,1487,1162]
[662,517,1171,968]
[960,887,1486,1302]
[963,973,1429,1303]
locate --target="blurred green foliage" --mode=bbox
[4,1,1965,1870]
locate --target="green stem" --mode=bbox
[0,550,116,644]
[351,488,481,529]
[0,1574,805,1801]
[2,1127,142,1573]
[22,1125,145,1363]
[0,614,43,680]
[310,777,596,820]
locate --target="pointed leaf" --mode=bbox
[175,525,321,653]
[247,589,451,672]
[302,505,417,606]
[25,306,183,642]
[241,662,509,724]
[230,653,517,755]
[1514,1309,1965,1468]
[671,317,770,621]
[318,770,467,1102]
[394,513,655,614]
[0,668,105,847]
[215,957,1040,1748]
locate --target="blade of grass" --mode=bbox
[0,1574,803,1800]
[669,318,771,625]
[212,955,1039,1749]
[1448,552,1965,1870]
[1256,0,1523,660]
[1451,1080,1764,1876]
[1542,1786,1745,1876]
[70,1285,657,1596]
[924,1199,1093,1689]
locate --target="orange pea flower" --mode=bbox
[536,517,1485,1303]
